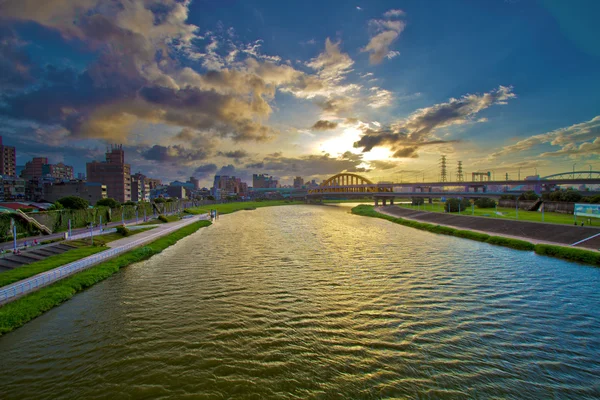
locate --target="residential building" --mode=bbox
[252,173,278,188]
[21,157,48,180]
[1,176,26,201]
[0,136,17,177]
[146,177,162,190]
[131,173,150,202]
[189,176,200,189]
[166,185,186,199]
[42,181,107,204]
[86,144,131,203]
[293,176,304,188]
[42,162,74,181]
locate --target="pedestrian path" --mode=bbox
[0,214,209,305]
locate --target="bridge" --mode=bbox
[306,171,600,204]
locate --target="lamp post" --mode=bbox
[518,167,521,181]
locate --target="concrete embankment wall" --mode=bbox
[381,206,600,251]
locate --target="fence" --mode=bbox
[0,213,209,305]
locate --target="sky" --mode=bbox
[0,0,599,187]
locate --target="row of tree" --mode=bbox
[500,189,600,203]
[47,196,178,211]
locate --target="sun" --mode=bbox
[318,127,394,161]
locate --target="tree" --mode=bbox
[500,194,516,200]
[57,196,89,210]
[154,198,166,203]
[411,197,424,205]
[519,190,539,201]
[561,189,582,203]
[474,198,497,208]
[444,198,472,213]
[123,201,136,206]
[47,202,64,211]
[96,198,121,208]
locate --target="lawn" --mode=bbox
[397,202,582,226]
[70,227,154,247]
[185,200,305,215]
[0,247,105,288]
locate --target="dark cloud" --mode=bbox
[194,163,218,178]
[141,145,209,164]
[245,162,264,168]
[216,150,249,159]
[0,27,37,89]
[311,120,338,131]
[392,147,418,158]
[217,164,237,176]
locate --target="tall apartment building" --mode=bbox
[189,176,199,190]
[42,162,74,181]
[131,172,150,202]
[0,136,17,177]
[252,173,278,188]
[21,157,48,180]
[293,176,304,188]
[146,177,162,190]
[86,144,131,203]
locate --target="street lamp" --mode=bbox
[518,167,521,181]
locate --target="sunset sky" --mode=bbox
[0,0,598,186]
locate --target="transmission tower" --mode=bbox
[457,161,464,182]
[440,155,447,182]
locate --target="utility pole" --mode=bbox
[457,161,464,182]
[440,155,447,182]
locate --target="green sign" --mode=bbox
[574,203,600,218]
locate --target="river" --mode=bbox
[0,204,599,399]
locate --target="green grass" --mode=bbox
[0,247,105,288]
[139,215,180,225]
[69,228,153,247]
[398,202,581,226]
[0,220,212,335]
[185,200,305,215]
[351,205,597,266]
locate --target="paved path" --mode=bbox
[0,214,210,305]
[376,206,600,252]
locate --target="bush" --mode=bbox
[534,244,600,265]
[500,194,516,200]
[154,198,166,203]
[474,198,497,208]
[411,197,425,205]
[158,215,169,223]
[581,195,600,204]
[544,189,583,203]
[444,198,472,213]
[123,201,136,206]
[453,230,490,242]
[485,236,535,251]
[57,196,89,210]
[519,190,539,201]
[96,198,121,208]
[115,226,130,237]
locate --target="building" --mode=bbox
[146,177,162,190]
[189,176,200,190]
[293,176,304,188]
[166,185,186,199]
[0,136,17,177]
[131,173,150,202]
[42,162,74,181]
[42,181,107,204]
[253,173,278,189]
[21,157,48,180]
[86,145,131,203]
[0,176,25,201]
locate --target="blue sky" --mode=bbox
[0,0,598,185]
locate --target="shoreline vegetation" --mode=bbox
[0,220,211,336]
[351,205,600,266]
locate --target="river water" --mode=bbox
[0,204,599,399]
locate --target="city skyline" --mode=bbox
[0,0,599,186]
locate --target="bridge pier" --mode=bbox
[390,198,394,205]
[375,198,379,206]
[382,199,387,206]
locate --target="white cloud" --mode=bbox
[383,9,406,18]
[362,12,406,64]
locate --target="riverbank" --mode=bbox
[0,220,211,335]
[352,205,600,266]
[185,200,305,215]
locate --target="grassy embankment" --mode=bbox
[0,220,211,335]
[185,200,305,215]
[0,228,153,288]
[399,202,582,226]
[352,205,600,266]
[139,214,181,225]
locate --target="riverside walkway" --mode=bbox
[377,206,600,251]
[0,214,209,305]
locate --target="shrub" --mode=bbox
[474,198,497,208]
[444,198,472,213]
[115,226,130,237]
[534,244,600,265]
[453,230,490,242]
[500,194,516,200]
[123,201,136,206]
[411,197,425,205]
[519,191,539,201]
[485,236,535,251]
[57,196,89,210]
[158,215,169,223]
[96,198,121,208]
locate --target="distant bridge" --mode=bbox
[306,171,600,201]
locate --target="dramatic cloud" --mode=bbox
[362,11,406,64]
[141,144,210,165]
[217,150,249,159]
[194,163,218,178]
[354,86,515,157]
[490,116,600,159]
[311,120,339,130]
[368,87,394,108]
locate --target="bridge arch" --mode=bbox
[308,173,389,194]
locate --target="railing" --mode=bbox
[17,210,52,234]
[67,228,117,241]
[0,213,209,305]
